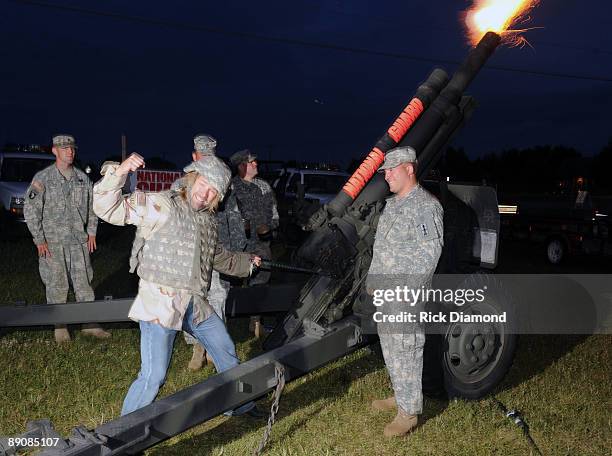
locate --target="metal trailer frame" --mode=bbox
[0,283,303,328]
[1,318,367,456]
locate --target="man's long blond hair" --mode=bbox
[178,171,221,213]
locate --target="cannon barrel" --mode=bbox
[305,68,450,230]
[402,32,501,161]
[307,32,501,228]
[345,31,502,209]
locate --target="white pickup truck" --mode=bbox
[0,150,55,228]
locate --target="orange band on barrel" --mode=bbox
[342,147,385,199]
[340,98,424,201]
[387,98,424,143]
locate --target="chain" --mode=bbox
[252,363,286,456]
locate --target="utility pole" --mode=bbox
[121,133,127,161]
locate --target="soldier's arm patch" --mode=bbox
[414,211,440,241]
[28,180,44,199]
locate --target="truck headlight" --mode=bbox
[10,196,25,207]
[9,197,25,217]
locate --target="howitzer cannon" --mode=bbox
[1,32,515,456]
[263,33,513,401]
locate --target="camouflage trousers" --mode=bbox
[184,270,228,345]
[39,242,94,304]
[378,326,425,415]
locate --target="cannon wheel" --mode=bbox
[440,274,518,399]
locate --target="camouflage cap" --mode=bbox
[378,146,417,171]
[183,156,231,200]
[52,134,77,149]
[193,134,217,155]
[229,149,257,166]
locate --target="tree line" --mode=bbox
[437,141,612,196]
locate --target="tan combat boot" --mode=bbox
[383,409,418,438]
[54,325,71,344]
[188,343,206,371]
[249,316,260,335]
[81,324,112,339]
[371,396,397,412]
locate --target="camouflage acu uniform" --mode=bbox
[94,157,259,416]
[231,176,278,285]
[169,178,246,324]
[181,186,245,345]
[366,185,443,415]
[93,158,251,325]
[24,164,98,305]
[174,136,248,347]
[211,185,247,317]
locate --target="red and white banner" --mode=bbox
[129,169,182,192]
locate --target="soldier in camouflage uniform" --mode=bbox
[365,146,443,437]
[229,149,279,335]
[24,134,110,343]
[173,134,247,370]
[94,152,266,418]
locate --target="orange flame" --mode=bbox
[465,0,539,46]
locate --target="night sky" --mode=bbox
[1,0,611,168]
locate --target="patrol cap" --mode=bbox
[378,146,417,171]
[52,134,77,149]
[193,134,217,155]
[183,155,231,200]
[229,149,257,166]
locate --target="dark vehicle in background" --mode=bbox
[500,192,611,264]
[251,159,285,185]
[273,168,350,205]
[272,167,350,243]
[0,150,56,229]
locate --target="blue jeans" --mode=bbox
[121,302,255,416]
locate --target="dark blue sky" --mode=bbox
[1,0,611,168]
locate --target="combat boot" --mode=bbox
[54,325,71,344]
[383,409,418,438]
[81,324,112,339]
[371,396,396,411]
[188,343,206,371]
[249,316,260,335]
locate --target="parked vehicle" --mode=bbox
[272,167,350,242]
[273,167,350,204]
[500,192,611,264]
[0,149,56,229]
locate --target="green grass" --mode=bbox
[1,229,610,455]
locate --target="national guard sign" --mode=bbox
[129,169,182,192]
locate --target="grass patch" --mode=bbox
[1,229,610,455]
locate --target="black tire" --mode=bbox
[440,274,518,399]
[546,237,566,265]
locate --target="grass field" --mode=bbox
[1,226,610,455]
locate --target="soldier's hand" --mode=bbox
[36,242,51,258]
[250,255,262,267]
[116,153,145,176]
[87,235,97,253]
